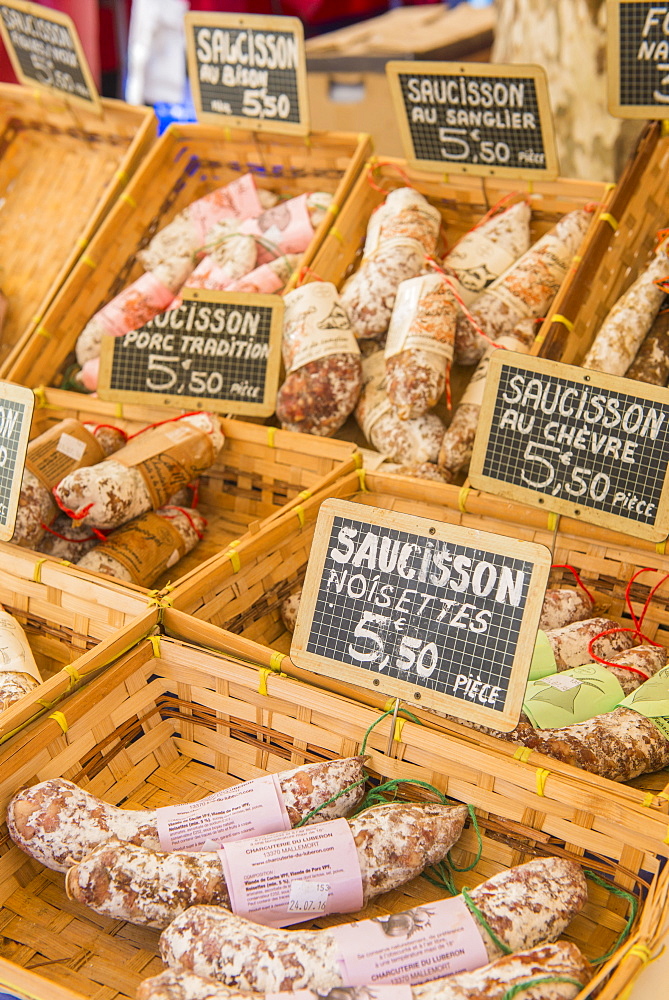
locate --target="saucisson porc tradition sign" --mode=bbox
[184,11,309,135]
[0,0,101,112]
[470,352,669,542]
[386,61,559,179]
[97,290,284,418]
[0,382,34,541]
[290,499,551,731]
[607,0,669,117]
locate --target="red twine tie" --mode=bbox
[160,505,207,539]
[88,423,128,442]
[551,563,596,605]
[40,521,102,544]
[366,159,414,194]
[126,411,216,440]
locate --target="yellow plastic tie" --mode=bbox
[547,512,560,531]
[114,403,123,418]
[655,790,669,804]
[33,386,46,409]
[604,182,616,195]
[664,825,669,845]
[295,504,306,528]
[49,711,68,734]
[146,589,165,608]
[37,325,52,340]
[304,134,312,149]
[258,667,271,696]
[227,549,241,573]
[526,180,534,195]
[599,211,619,231]
[443,173,450,184]
[458,486,470,514]
[641,792,655,808]
[58,560,72,568]
[628,944,652,965]
[115,168,129,185]
[536,767,550,796]
[393,717,405,743]
[550,314,574,332]
[267,427,277,447]
[76,236,89,249]
[121,192,137,208]
[223,127,232,141]
[657,539,667,555]
[327,202,339,217]
[571,255,582,266]
[33,558,47,584]
[353,451,363,469]
[513,747,531,762]
[384,698,396,711]
[357,467,368,492]
[270,651,285,672]
[297,489,312,501]
[63,664,81,687]
[228,538,240,549]
[169,125,183,140]
[330,226,344,244]
[662,120,669,136]
[149,635,161,657]
[82,255,97,269]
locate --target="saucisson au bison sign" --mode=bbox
[185,11,309,135]
[0,382,34,541]
[470,352,669,541]
[607,0,669,117]
[386,61,559,179]
[97,289,284,417]
[291,498,551,731]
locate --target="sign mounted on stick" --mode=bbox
[0,0,101,112]
[386,61,558,179]
[97,289,284,417]
[607,0,669,117]
[185,11,309,134]
[0,382,33,542]
[470,351,669,542]
[291,499,551,731]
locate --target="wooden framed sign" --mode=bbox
[607,1,669,117]
[185,12,309,135]
[97,289,284,417]
[0,382,33,542]
[0,0,101,112]
[470,351,669,542]
[291,499,552,731]
[386,61,559,179]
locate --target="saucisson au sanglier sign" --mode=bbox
[290,499,551,731]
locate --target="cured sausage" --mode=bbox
[538,588,593,632]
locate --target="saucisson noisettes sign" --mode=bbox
[185,11,309,135]
[0,383,34,542]
[290,499,551,731]
[0,0,101,112]
[386,61,559,179]
[607,0,669,117]
[97,289,284,418]
[470,352,669,541]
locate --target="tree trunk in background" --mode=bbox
[492,0,643,181]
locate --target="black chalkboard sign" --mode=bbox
[607,1,669,117]
[386,61,559,179]
[97,289,284,418]
[0,0,100,112]
[290,499,551,731]
[0,382,34,542]
[185,12,309,135]
[470,352,669,542]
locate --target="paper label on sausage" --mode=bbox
[529,629,558,681]
[0,609,41,682]
[114,422,215,509]
[356,350,393,439]
[385,274,456,362]
[93,511,187,585]
[460,335,532,407]
[377,192,441,254]
[241,193,314,266]
[225,257,296,295]
[157,774,291,851]
[266,991,412,1000]
[187,173,263,245]
[219,817,364,928]
[523,663,624,729]
[620,665,669,738]
[481,232,574,322]
[97,272,175,339]
[283,283,360,373]
[330,895,489,987]
[25,419,105,491]
[444,236,523,307]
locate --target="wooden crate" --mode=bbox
[4,124,373,389]
[169,466,669,814]
[0,605,665,1000]
[536,121,669,365]
[0,84,156,372]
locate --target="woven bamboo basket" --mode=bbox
[535,121,669,365]
[0,83,156,372]
[4,124,372,390]
[0,605,665,1000]
[168,466,669,816]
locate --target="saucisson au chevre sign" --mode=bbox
[290,498,551,731]
[386,61,559,179]
[97,290,283,417]
[185,11,309,135]
[0,0,101,112]
[470,351,669,541]
[607,0,669,118]
[0,382,33,541]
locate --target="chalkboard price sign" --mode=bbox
[97,289,284,418]
[0,0,101,112]
[291,499,551,731]
[386,61,559,179]
[470,352,669,542]
[185,12,309,135]
[0,382,34,542]
[607,1,669,117]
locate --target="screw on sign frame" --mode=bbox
[607,0,669,118]
[290,498,552,732]
[0,382,34,542]
[184,11,310,135]
[470,351,669,542]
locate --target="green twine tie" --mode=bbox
[294,775,369,828]
[461,886,513,955]
[502,976,585,1000]
[585,869,638,965]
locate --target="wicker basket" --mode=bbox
[535,121,669,365]
[4,124,372,390]
[0,84,156,372]
[0,605,664,1000]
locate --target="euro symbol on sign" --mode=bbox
[560,452,573,467]
[470,129,480,141]
[394,618,407,631]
